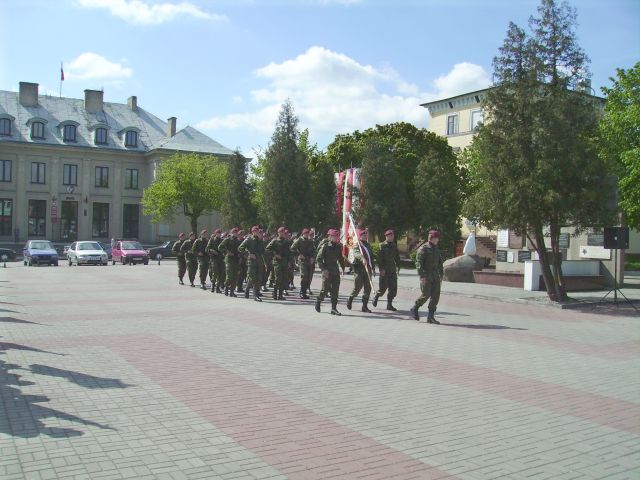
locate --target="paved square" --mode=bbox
[1,261,639,479]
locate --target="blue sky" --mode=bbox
[1,0,638,157]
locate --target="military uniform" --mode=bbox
[291,230,315,298]
[238,228,265,301]
[172,236,186,284]
[347,232,375,312]
[373,232,400,311]
[236,232,248,293]
[192,232,209,289]
[180,236,197,286]
[410,232,444,323]
[315,230,346,315]
[265,229,289,300]
[262,234,273,290]
[206,232,225,293]
[218,230,241,296]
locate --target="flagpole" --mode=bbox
[59,61,63,97]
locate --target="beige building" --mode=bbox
[0,82,235,247]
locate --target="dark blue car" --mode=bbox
[23,240,59,266]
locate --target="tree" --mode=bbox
[299,129,337,232]
[598,62,640,229]
[221,150,256,228]
[142,152,227,234]
[464,0,614,302]
[259,100,311,231]
[358,138,409,239]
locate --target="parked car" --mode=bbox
[98,242,113,260]
[67,241,109,266]
[112,240,149,265]
[147,241,175,260]
[23,240,59,266]
[0,247,17,261]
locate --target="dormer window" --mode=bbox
[125,130,138,147]
[31,122,45,139]
[63,124,77,142]
[0,117,12,136]
[95,127,108,145]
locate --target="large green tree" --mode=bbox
[221,150,256,228]
[142,152,227,234]
[258,100,311,231]
[598,62,640,229]
[464,0,614,302]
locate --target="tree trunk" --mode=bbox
[529,227,559,302]
[549,221,568,302]
[189,216,198,235]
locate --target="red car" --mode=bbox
[111,240,149,265]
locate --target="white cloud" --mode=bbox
[196,47,491,142]
[65,52,133,81]
[76,0,228,25]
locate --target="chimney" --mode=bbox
[167,117,177,137]
[19,82,39,107]
[84,89,104,113]
[128,95,137,111]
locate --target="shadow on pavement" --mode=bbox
[439,322,528,330]
[1,340,117,438]
[0,316,42,325]
[29,364,133,389]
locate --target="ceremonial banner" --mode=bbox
[334,168,362,257]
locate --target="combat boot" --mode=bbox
[330,302,342,316]
[372,293,380,307]
[362,297,371,313]
[272,288,278,300]
[386,300,397,312]
[315,297,321,313]
[229,289,237,298]
[244,287,250,299]
[410,306,419,321]
[300,288,309,300]
[278,290,286,300]
[179,279,184,285]
[224,286,229,296]
[426,310,440,324]
[346,296,354,310]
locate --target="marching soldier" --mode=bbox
[172,232,187,285]
[347,228,375,313]
[372,229,400,311]
[206,229,225,293]
[192,229,209,290]
[265,227,289,300]
[285,229,296,293]
[238,225,265,302]
[180,232,197,287]
[218,227,241,297]
[236,230,248,293]
[262,231,273,292]
[315,228,347,315]
[291,228,315,299]
[410,230,444,324]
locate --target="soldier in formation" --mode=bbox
[179,232,198,287]
[314,228,347,316]
[192,229,209,290]
[291,228,315,299]
[238,225,265,302]
[265,227,289,301]
[347,228,375,313]
[172,232,187,285]
[372,229,400,311]
[410,230,444,324]
[219,227,241,296]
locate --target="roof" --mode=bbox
[0,90,234,156]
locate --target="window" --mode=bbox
[63,124,77,142]
[123,204,139,239]
[95,166,109,188]
[125,130,138,147]
[0,118,11,136]
[446,114,459,135]
[0,160,11,182]
[95,127,108,145]
[28,199,46,236]
[0,199,12,236]
[125,168,139,189]
[92,203,109,238]
[63,164,78,186]
[31,162,46,184]
[471,110,484,131]
[31,121,45,139]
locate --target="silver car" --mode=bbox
[67,241,109,266]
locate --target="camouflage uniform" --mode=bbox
[373,238,400,310]
[291,234,315,298]
[411,240,444,323]
[238,232,265,301]
[180,237,197,286]
[265,233,289,300]
[192,235,209,289]
[315,236,346,315]
[348,238,375,312]
[172,237,186,284]
[218,233,241,296]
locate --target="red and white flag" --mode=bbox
[60,63,65,81]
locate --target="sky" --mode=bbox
[1,0,638,158]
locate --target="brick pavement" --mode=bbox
[0,261,639,479]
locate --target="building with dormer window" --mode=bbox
[0,81,236,245]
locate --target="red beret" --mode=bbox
[251,225,260,232]
[230,227,239,234]
[214,228,222,234]
[179,232,185,237]
[200,229,208,236]
[189,232,195,236]
[277,226,286,234]
[357,229,368,237]
[328,229,339,236]
[384,229,394,236]
[428,230,441,238]
[301,228,310,235]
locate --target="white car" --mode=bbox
[67,241,109,266]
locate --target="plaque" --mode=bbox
[587,233,604,246]
[518,250,532,262]
[496,250,508,262]
[559,233,570,249]
[497,230,509,248]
